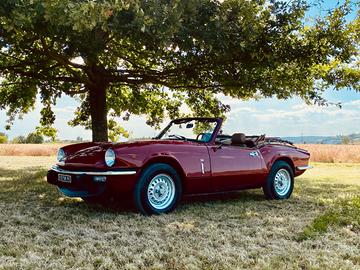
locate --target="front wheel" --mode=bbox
[134,163,182,215]
[263,161,294,200]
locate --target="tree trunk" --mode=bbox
[89,83,108,142]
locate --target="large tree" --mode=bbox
[0,0,359,141]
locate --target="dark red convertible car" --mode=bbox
[47,117,311,215]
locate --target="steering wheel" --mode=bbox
[168,134,187,140]
[196,133,206,141]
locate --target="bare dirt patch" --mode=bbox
[0,157,359,269]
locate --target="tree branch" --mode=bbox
[105,72,222,90]
[37,38,90,85]
[11,69,83,83]
[64,89,87,95]
[0,51,24,62]
[0,82,23,87]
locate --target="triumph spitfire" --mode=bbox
[47,117,311,215]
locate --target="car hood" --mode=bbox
[61,140,198,169]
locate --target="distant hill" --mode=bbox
[282,134,360,144]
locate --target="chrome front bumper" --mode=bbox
[48,166,137,198]
[51,165,137,176]
[296,165,313,170]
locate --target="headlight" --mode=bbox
[105,148,116,167]
[57,148,65,162]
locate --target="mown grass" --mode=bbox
[0,157,359,269]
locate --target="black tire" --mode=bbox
[82,196,103,204]
[263,161,294,200]
[134,163,182,215]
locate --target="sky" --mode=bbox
[0,0,359,140]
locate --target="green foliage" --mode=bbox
[193,120,217,136]
[26,132,44,144]
[0,132,8,144]
[12,135,26,144]
[108,119,129,142]
[298,196,360,241]
[0,0,359,141]
[35,126,57,142]
[341,136,351,145]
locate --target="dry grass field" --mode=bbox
[0,144,64,156]
[297,144,360,163]
[0,157,359,269]
[1,143,360,163]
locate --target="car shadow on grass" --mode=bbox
[180,190,265,211]
[0,166,52,199]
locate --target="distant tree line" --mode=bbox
[0,131,48,144]
[0,132,86,144]
[12,133,44,144]
[341,136,351,145]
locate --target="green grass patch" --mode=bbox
[298,196,360,241]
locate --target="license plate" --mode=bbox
[58,174,72,183]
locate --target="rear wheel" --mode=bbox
[263,161,294,200]
[134,163,182,215]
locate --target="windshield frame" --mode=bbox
[155,117,223,144]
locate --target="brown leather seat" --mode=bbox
[231,133,246,146]
[245,139,256,148]
[231,133,257,147]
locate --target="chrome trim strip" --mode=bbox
[51,165,136,176]
[296,165,313,170]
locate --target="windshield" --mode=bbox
[157,118,219,143]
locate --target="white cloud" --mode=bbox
[53,106,77,113]
[229,107,258,115]
[344,99,360,108]
[223,96,360,137]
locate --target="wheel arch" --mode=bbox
[273,157,295,174]
[141,156,186,184]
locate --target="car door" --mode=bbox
[208,144,266,192]
[150,142,213,194]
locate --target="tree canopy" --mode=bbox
[0,0,359,141]
[0,132,8,143]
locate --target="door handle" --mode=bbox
[200,159,205,174]
[249,151,259,157]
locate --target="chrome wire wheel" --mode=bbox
[147,173,176,210]
[274,168,291,196]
